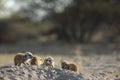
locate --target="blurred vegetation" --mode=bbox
[47,0,120,43]
[0,0,120,44]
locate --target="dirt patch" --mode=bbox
[0,65,85,80]
[0,65,119,80]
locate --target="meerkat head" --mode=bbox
[31,55,42,65]
[24,52,33,60]
[61,60,69,69]
[33,56,42,62]
[44,56,54,66]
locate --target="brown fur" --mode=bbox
[68,63,78,72]
[14,52,33,66]
[42,56,55,68]
[30,55,42,66]
[61,60,79,72]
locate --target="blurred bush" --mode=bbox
[0,0,120,44]
[44,0,120,43]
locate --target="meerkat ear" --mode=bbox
[51,57,54,61]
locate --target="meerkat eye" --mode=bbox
[47,60,50,62]
[24,55,27,58]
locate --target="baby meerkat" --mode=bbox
[14,52,33,66]
[30,55,42,66]
[42,56,55,68]
[61,60,79,72]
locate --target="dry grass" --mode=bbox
[0,53,15,66]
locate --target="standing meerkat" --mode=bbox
[61,60,79,72]
[30,55,42,66]
[42,56,55,68]
[14,52,33,66]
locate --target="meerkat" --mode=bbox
[61,60,79,72]
[42,56,55,68]
[14,52,33,66]
[30,55,42,66]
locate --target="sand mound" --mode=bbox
[0,64,120,80]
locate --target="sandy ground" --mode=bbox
[0,54,120,80]
[0,43,120,79]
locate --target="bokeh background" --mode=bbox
[0,0,120,66]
